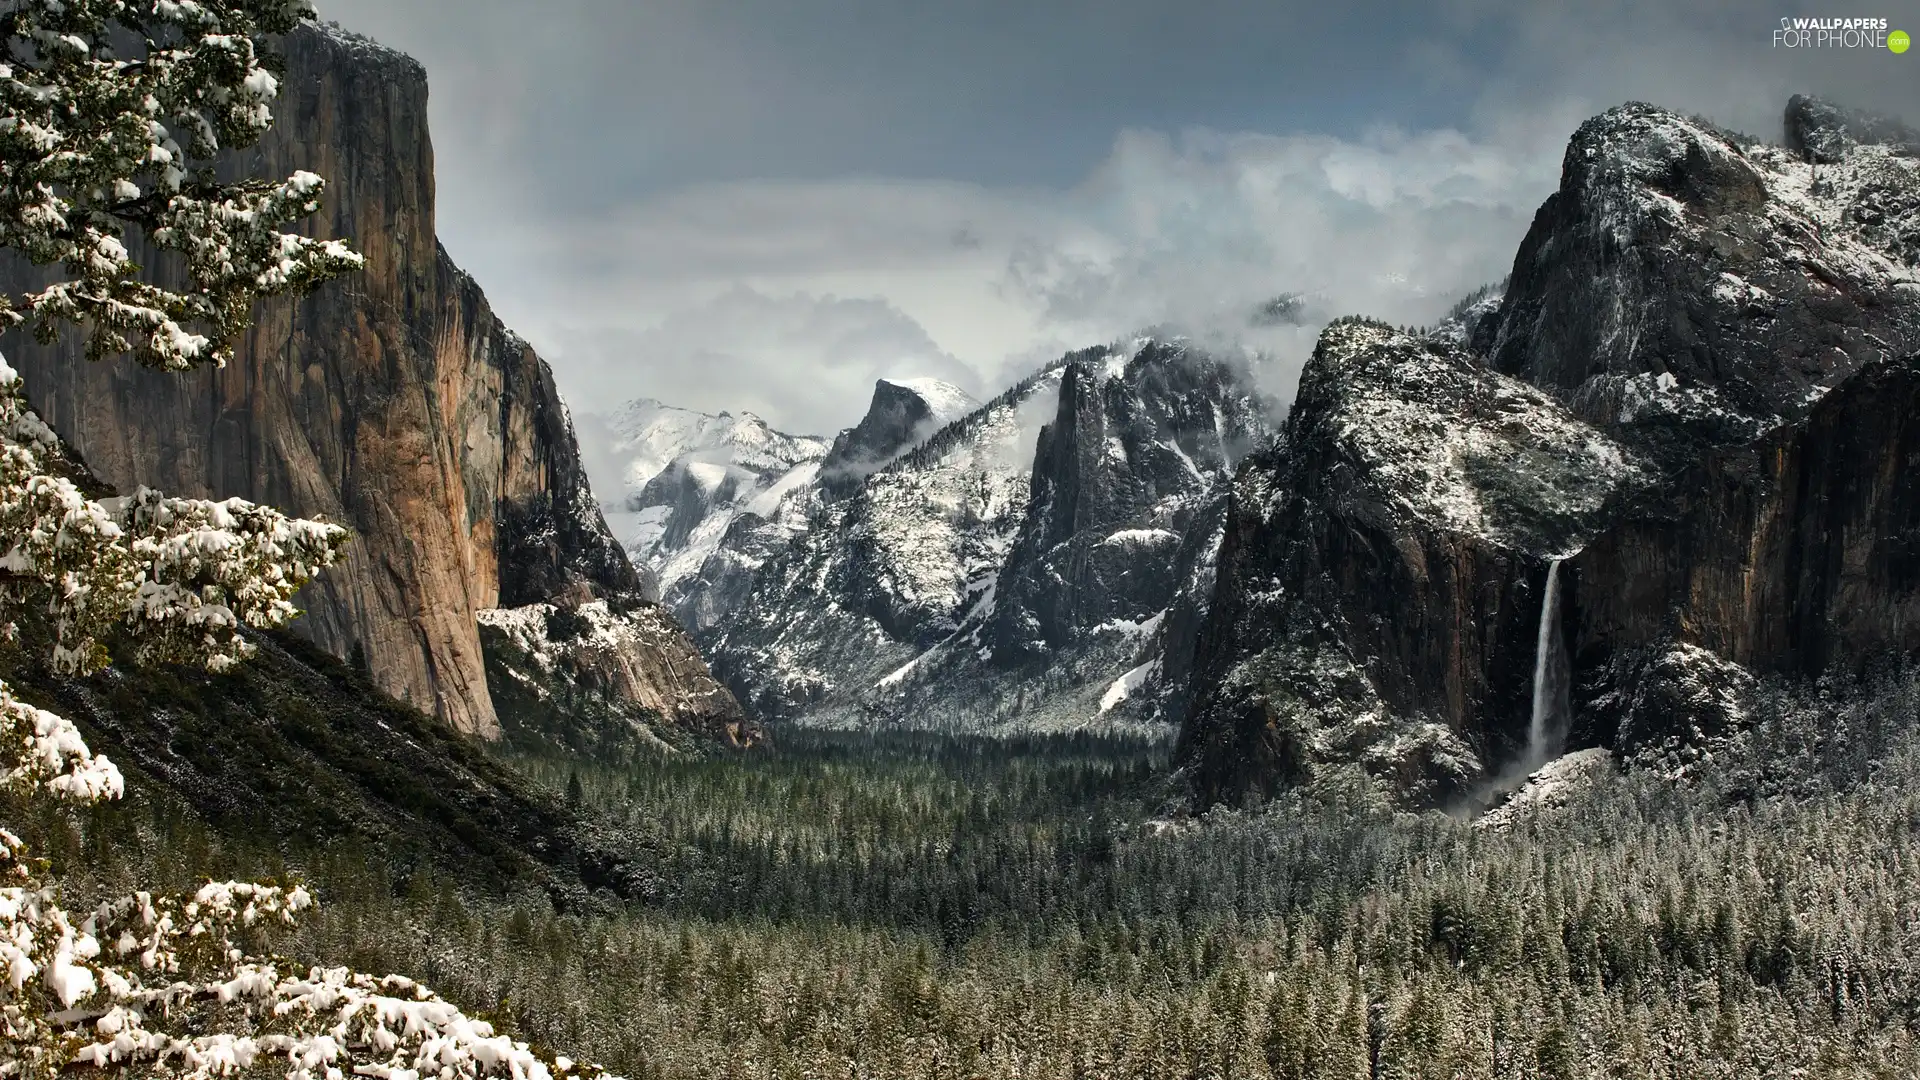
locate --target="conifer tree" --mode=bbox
[0,2,606,1075]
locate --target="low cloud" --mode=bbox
[492,123,1557,433]
[317,0,1920,435]
[549,287,982,437]
[1002,123,1560,406]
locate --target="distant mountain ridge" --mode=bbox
[583,377,979,633]
[618,340,1275,732]
[583,398,831,598]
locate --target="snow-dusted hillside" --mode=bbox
[704,340,1272,733]
[579,399,829,597]
[816,377,979,498]
[1179,95,1920,811]
[577,378,991,638]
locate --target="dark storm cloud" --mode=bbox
[319,0,1478,201]
[317,0,1920,434]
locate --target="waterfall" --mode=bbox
[1525,557,1567,772]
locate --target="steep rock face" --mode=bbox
[1177,321,1644,806]
[479,600,758,753]
[0,24,744,742]
[1180,99,1920,807]
[1784,93,1920,162]
[709,341,1269,731]
[1491,102,1920,459]
[706,366,1064,720]
[1566,355,1920,754]
[991,343,1260,660]
[817,378,977,499]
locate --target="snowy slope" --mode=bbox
[883,377,977,425]
[578,399,829,597]
[816,378,981,498]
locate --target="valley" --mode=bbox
[0,4,1917,1077]
[40,669,1920,1078]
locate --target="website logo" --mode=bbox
[1772,17,1906,49]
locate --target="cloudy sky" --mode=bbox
[319,0,1920,436]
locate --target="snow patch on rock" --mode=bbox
[1476,748,1614,830]
[882,377,977,426]
[1099,659,1159,713]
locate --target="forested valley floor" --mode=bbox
[21,668,1920,1079]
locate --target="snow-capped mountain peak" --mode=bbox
[818,377,982,499]
[577,399,829,600]
[703,340,1272,732]
[878,376,977,425]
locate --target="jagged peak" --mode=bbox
[876,377,978,423]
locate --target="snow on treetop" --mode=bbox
[1475,748,1614,831]
[313,20,428,76]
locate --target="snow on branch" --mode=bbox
[0,0,364,369]
[0,4,617,1076]
[0,354,350,675]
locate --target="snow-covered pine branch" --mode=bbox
[0,687,607,1078]
[0,354,351,675]
[0,0,363,369]
[0,3,614,1076]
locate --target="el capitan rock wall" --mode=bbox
[1,24,739,742]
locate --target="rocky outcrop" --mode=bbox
[0,23,747,743]
[479,599,758,753]
[1180,99,1920,807]
[990,343,1260,662]
[1490,102,1920,460]
[816,378,977,499]
[1784,93,1920,162]
[1176,320,1644,807]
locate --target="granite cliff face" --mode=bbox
[816,377,978,499]
[1179,98,1920,807]
[1490,100,1920,459]
[0,24,747,745]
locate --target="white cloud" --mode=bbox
[549,287,982,437]
[316,0,1920,434]
[1009,123,1558,345]
[492,122,1559,434]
